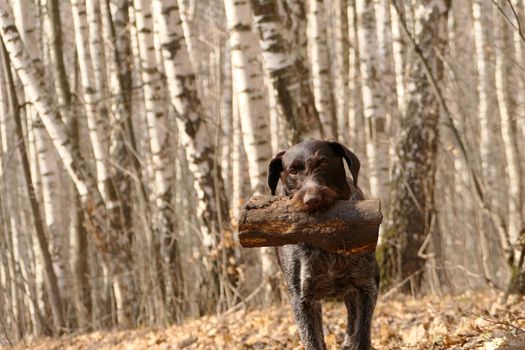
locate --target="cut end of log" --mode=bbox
[237,195,382,256]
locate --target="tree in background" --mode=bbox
[379,0,451,291]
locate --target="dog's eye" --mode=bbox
[289,168,298,175]
[319,160,328,168]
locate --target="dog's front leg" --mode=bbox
[290,296,326,350]
[342,286,377,350]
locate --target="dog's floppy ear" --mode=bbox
[328,141,360,187]
[268,151,285,195]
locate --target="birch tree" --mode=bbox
[356,0,389,204]
[494,0,524,294]
[250,0,322,144]
[333,0,349,142]
[380,0,451,290]
[11,0,59,321]
[153,0,238,311]
[307,0,336,139]
[224,0,280,303]
[347,0,366,160]
[389,0,406,116]
[1,37,65,334]
[471,0,500,281]
[134,0,184,319]
[71,0,110,201]
[0,1,136,325]
[44,3,91,319]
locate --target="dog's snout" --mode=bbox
[291,179,338,212]
[303,191,321,208]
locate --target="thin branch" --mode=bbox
[471,312,525,333]
[490,0,525,43]
[506,0,525,42]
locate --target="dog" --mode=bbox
[268,139,379,350]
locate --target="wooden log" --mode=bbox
[238,195,382,255]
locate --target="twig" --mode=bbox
[222,279,267,316]
[471,312,525,334]
[381,269,424,300]
[506,0,525,43]
[490,0,525,43]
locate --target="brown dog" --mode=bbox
[268,139,379,350]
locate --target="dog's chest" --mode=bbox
[299,248,358,299]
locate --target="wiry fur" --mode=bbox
[268,140,379,350]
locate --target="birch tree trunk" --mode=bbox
[250,0,322,144]
[334,0,349,142]
[86,0,109,126]
[356,0,389,204]
[379,0,450,291]
[0,2,136,325]
[224,0,272,196]
[12,0,60,320]
[134,0,184,320]
[72,0,139,325]
[472,0,499,282]
[390,0,406,116]
[494,0,524,293]
[71,0,110,201]
[307,0,336,139]
[224,0,280,304]
[153,0,238,312]
[1,37,65,334]
[347,0,366,161]
[284,0,308,66]
[511,0,525,147]
[376,0,399,139]
[44,0,94,326]
[0,33,22,341]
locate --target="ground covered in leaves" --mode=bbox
[7,290,525,349]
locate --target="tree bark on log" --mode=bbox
[238,196,382,255]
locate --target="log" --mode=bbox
[238,195,382,255]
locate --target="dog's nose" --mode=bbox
[303,192,321,208]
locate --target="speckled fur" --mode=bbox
[268,140,379,350]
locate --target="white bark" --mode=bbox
[334,0,349,143]
[348,0,364,153]
[138,0,186,320]
[153,0,225,246]
[307,0,336,139]
[134,0,171,214]
[224,0,272,194]
[251,0,322,143]
[472,0,497,184]
[221,44,233,198]
[356,0,389,203]
[231,90,243,225]
[224,0,280,303]
[12,0,63,307]
[511,0,525,147]
[71,0,110,202]
[495,1,523,260]
[375,0,398,128]
[86,0,110,124]
[390,0,406,115]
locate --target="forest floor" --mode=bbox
[6,290,525,350]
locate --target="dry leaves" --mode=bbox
[8,290,524,350]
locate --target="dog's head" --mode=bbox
[268,140,361,211]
